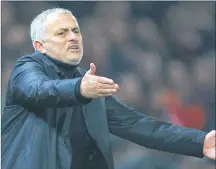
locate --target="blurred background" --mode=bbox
[1,1,215,169]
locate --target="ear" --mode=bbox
[34,40,46,54]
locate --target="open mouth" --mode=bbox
[68,46,80,52]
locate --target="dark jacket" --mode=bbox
[2,52,207,169]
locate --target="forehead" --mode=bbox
[45,13,79,32]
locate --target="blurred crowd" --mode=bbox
[1,1,215,169]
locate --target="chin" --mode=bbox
[67,55,82,65]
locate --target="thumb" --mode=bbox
[86,63,96,75]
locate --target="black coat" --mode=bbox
[2,52,207,169]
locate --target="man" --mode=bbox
[1,8,215,169]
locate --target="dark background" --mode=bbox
[1,1,215,169]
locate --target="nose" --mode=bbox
[68,31,77,41]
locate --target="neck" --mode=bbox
[45,54,79,68]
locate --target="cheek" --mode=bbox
[79,38,83,49]
[80,36,83,44]
[45,44,62,57]
[48,41,66,51]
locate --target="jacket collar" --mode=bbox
[32,51,84,78]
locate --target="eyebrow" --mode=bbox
[57,27,80,32]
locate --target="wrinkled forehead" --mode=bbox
[44,13,79,33]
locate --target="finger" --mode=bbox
[98,93,113,97]
[99,83,119,89]
[86,63,96,75]
[98,88,117,94]
[85,69,91,75]
[90,63,96,74]
[114,84,119,90]
[97,76,114,84]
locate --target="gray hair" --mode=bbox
[30,8,74,48]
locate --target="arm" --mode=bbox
[106,96,207,158]
[10,61,90,108]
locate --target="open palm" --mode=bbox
[203,130,216,160]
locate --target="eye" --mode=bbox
[56,30,69,36]
[74,29,80,34]
[57,32,65,36]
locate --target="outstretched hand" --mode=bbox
[80,63,119,98]
[203,130,216,160]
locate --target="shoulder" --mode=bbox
[10,52,46,77]
[13,51,51,70]
[14,52,41,67]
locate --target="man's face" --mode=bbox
[42,13,83,64]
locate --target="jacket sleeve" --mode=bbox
[10,61,90,108]
[105,96,207,158]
